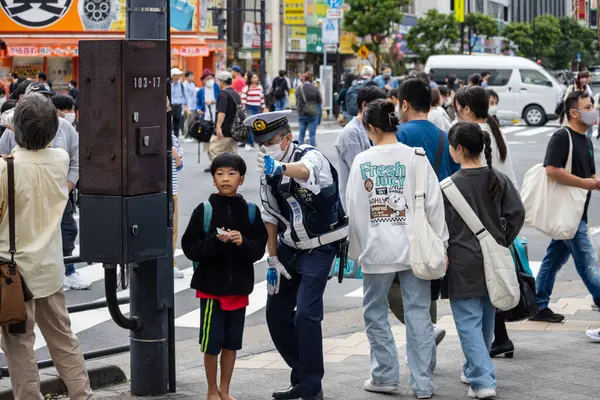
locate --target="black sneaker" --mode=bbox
[529,307,565,323]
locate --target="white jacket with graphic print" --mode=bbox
[346,142,448,274]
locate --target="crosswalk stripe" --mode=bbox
[502,126,528,134]
[515,127,554,136]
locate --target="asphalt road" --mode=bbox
[4,121,600,367]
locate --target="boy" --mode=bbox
[181,152,267,400]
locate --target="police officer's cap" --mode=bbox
[243,110,292,144]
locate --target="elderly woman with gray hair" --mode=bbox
[0,93,92,399]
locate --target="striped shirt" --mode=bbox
[241,84,265,108]
[172,135,183,195]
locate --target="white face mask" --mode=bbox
[205,79,215,87]
[261,137,288,161]
[63,113,76,125]
[488,106,498,116]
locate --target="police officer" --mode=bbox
[244,111,347,400]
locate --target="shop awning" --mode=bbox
[1,36,214,57]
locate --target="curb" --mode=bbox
[0,365,127,400]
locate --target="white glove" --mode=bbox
[257,153,285,176]
[266,256,292,295]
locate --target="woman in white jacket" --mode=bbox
[346,99,448,399]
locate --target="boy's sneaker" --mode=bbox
[363,379,398,394]
[173,267,184,279]
[586,328,600,342]
[529,307,565,323]
[468,387,496,399]
[64,271,92,290]
[433,324,446,346]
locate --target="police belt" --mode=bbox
[281,225,348,251]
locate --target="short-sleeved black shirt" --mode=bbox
[544,127,595,222]
[216,87,240,137]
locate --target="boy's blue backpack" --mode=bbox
[192,201,257,271]
[345,79,378,117]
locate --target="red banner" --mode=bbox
[579,0,587,20]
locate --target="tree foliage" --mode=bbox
[344,0,410,66]
[502,22,533,57]
[405,9,460,61]
[548,16,598,69]
[531,15,561,60]
[465,12,499,53]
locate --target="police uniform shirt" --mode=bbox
[260,143,334,226]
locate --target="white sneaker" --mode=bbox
[461,371,469,384]
[173,267,185,279]
[244,144,253,151]
[363,379,398,394]
[468,387,496,399]
[586,328,600,342]
[184,137,195,143]
[433,324,446,346]
[64,271,92,290]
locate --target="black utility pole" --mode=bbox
[532,0,537,60]
[211,1,268,88]
[125,0,175,396]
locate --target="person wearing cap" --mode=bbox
[209,71,241,161]
[246,110,348,400]
[170,67,189,137]
[182,71,198,142]
[231,65,246,94]
[0,81,91,290]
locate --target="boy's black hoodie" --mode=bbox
[182,193,268,296]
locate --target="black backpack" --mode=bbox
[273,78,287,100]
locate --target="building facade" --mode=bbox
[510,0,569,23]
[0,0,225,90]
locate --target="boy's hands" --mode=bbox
[215,228,243,246]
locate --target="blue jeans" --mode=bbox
[266,243,337,397]
[362,270,435,398]
[298,115,319,147]
[450,296,496,390]
[274,98,286,111]
[245,105,262,145]
[536,219,600,310]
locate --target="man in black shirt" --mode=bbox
[532,90,600,323]
[209,71,239,162]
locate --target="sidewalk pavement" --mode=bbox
[89,288,599,399]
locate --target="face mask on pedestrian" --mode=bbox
[205,79,215,87]
[488,106,498,116]
[62,112,76,125]
[576,109,598,126]
[261,134,290,161]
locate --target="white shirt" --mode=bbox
[478,123,518,187]
[346,143,448,274]
[204,87,217,122]
[261,144,334,226]
[428,106,452,132]
[0,147,69,298]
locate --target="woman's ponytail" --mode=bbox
[482,131,502,199]
[485,114,507,163]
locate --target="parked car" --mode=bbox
[426,55,564,126]
[551,69,575,86]
[588,66,600,84]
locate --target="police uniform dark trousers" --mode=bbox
[266,241,336,398]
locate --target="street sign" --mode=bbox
[577,52,582,62]
[322,18,339,44]
[327,0,343,8]
[357,44,370,59]
[454,0,465,23]
[326,8,344,19]
[325,43,338,52]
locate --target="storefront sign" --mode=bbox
[287,26,307,52]
[339,31,356,54]
[454,0,464,23]
[306,26,323,53]
[0,0,198,32]
[171,46,209,57]
[284,0,305,25]
[7,45,79,56]
[578,0,587,20]
[305,0,327,27]
[242,22,272,49]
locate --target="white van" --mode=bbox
[425,55,565,126]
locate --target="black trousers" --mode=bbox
[171,104,183,137]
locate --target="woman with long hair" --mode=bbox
[444,122,524,399]
[346,98,446,399]
[428,88,452,131]
[241,71,268,150]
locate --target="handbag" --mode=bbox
[329,257,362,280]
[299,84,320,117]
[504,237,538,322]
[192,106,215,143]
[170,0,194,31]
[0,156,33,327]
[225,91,250,142]
[441,177,520,311]
[409,149,447,280]
[521,128,588,240]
